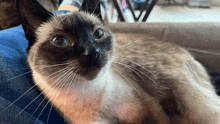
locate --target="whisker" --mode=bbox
[44,68,74,124]
[2,66,70,115]
[29,67,70,121]
[113,64,139,81]
[42,10,55,18]
[51,13,60,23]
[86,0,88,13]
[13,67,70,120]
[63,73,77,123]
[69,74,80,96]
[113,61,160,86]
[112,62,145,82]
[114,57,157,77]
[7,62,71,81]
[92,0,101,14]
[33,62,71,69]
[111,65,142,97]
[7,71,32,81]
[114,59,165,88]
[35,69,73,123]
[118,54,169,58]
[116,36,155,49]
[95,13,101,19]
[186,47,220,56]
[25,86,39,96]
[57,14,69,26]
[1,84,37,113]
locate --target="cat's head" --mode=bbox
[16,0,114,80]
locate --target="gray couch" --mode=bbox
[109,22,220,92]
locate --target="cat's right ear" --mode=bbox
[79,0,103,22]
[16,0,53,52]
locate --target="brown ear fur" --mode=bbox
[79,0,103,22]
[16,0,53,52]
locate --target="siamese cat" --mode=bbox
[16,0,220,123]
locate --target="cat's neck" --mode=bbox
[31,62,160,124]
[32,68,109,96]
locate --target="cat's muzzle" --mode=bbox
[84,51,106,68]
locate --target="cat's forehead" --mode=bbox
[52,11,102,30]
[36,11,103,42]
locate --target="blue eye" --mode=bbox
[52,36,70,47]
[93,28,104,39]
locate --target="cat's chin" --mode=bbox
[78,66,102,80]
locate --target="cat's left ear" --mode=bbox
[79,0,103,22]
[16,0,53,52]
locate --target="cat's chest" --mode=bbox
[32,69,149,123]
[32,70,106,123]
[52,90,103,124]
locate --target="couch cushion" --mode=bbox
[109,22,220,74]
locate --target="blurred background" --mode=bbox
[107,0,220,23]
[0,0,219,29]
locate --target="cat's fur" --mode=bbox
[16,0,220,123]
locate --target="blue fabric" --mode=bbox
[60,0,82,8]
[0,24,65,123]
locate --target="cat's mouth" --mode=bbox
[84,55,104,68]
[75,66,102,80]
[74,53,107,80]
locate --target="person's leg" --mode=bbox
[58,0,108,20]
[59,0,108,10]
[58,0,80,11]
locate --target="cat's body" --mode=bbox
[16,0,220,123]
[115,38,220,123]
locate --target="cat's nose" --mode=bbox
[82,43,101,67]
[83,47,100,59]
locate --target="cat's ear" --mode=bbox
[79,0,103,22]
[16,0,53,51]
